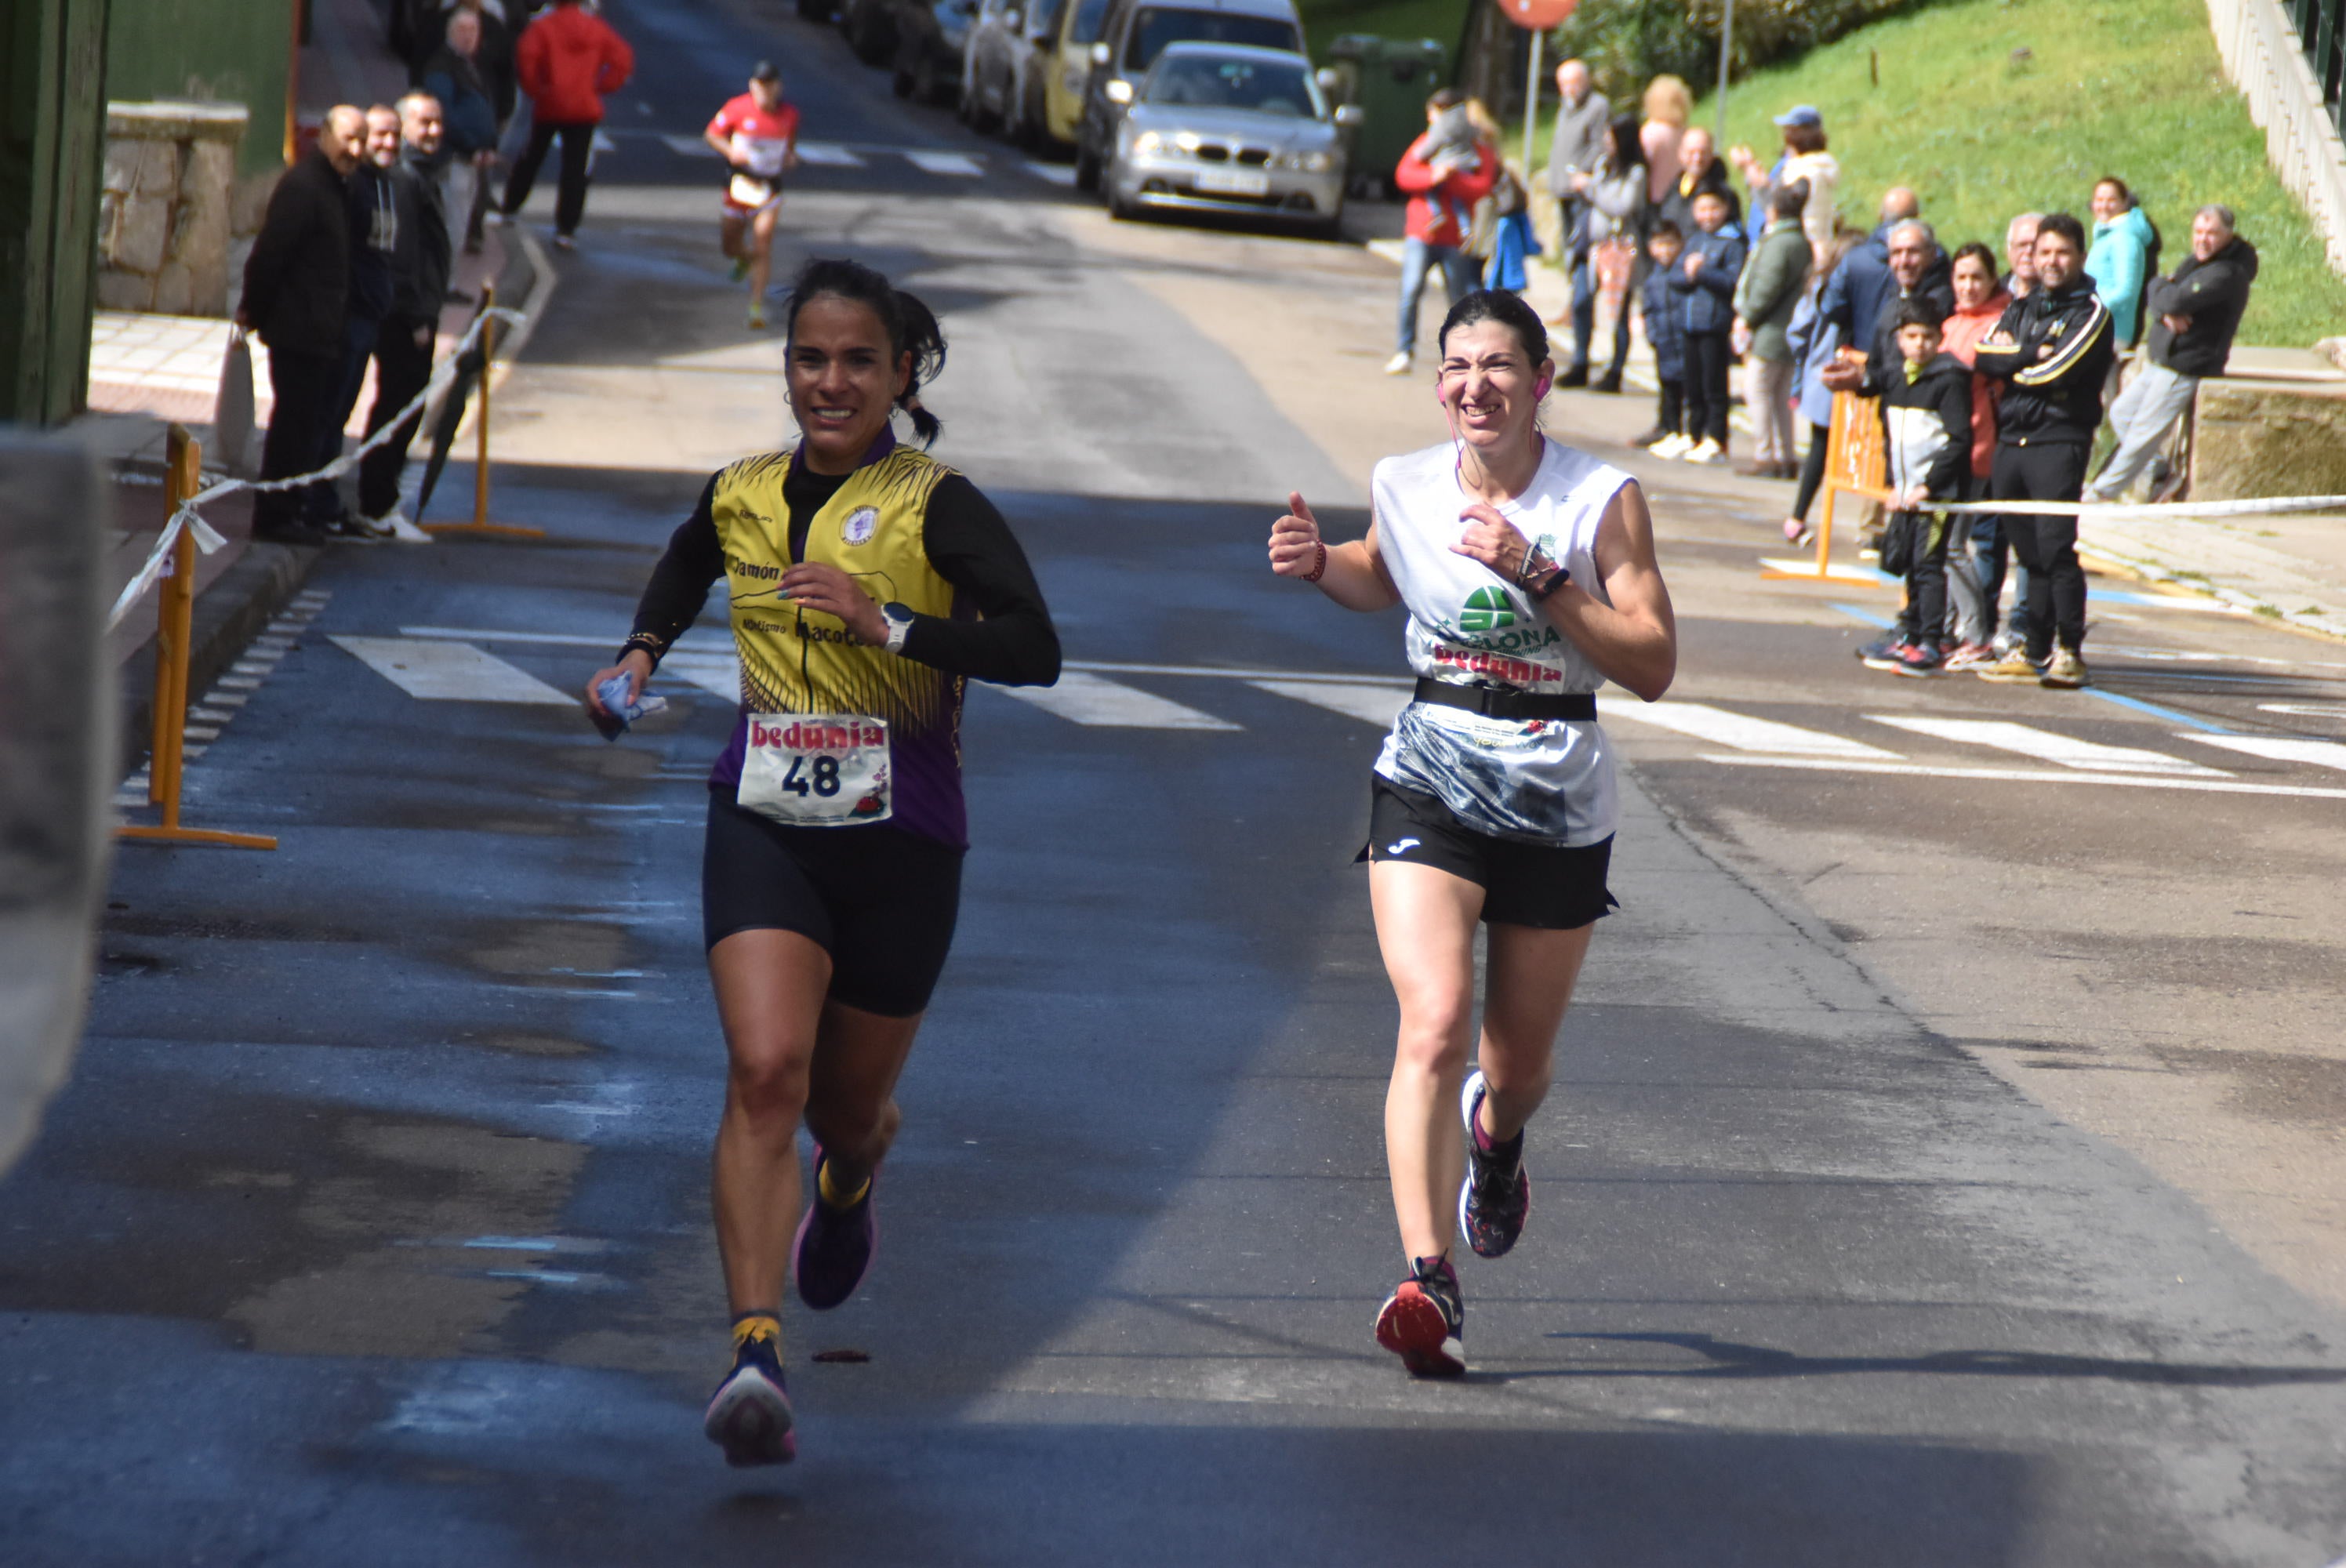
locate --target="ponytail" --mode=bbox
[783,257,950,447]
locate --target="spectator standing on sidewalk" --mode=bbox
[1732,180,1811,479]
[1937,241,2011,666]
[2086,205,2257,503]
[1559,116,1646,391]
[1669,187,1745,466]
[2086,176,2158,348]
[236,105,362,546]
[1639,75,1691,209]
[1728,106,1839,260]
[1972,212,2115,690]
[1778,230,1860,543]
[1631,220,1689,454]
[1385,89,1498,376]
[422,9,500,256]
[1861,301,1972,677]
[1543,59,1609,270]
[358,93,453,543]
[1656,124,1740,238]
[500,0,634,250]
[315,104,406,539]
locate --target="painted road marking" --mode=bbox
[1600,699,1904,760]
[904,149,984,177]
[2185,733,2346,773]
[659,133,717,158]
[1249,680,1408,728]
[1026,161,1077,186]
[656,650,743,702]
[331,636,574,706]
[996,670,1238,729]
[797,142,869,166]
[1708,754,2346,801]
[1866,716,2229,776]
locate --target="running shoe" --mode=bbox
[2039,647,2089,688]
[1861,637,1915,671]
[1890,641,1947,677]
[747,299,768,330]
[1974,648,2044,683]
[1383,351,1413,376]
[1941,641,1994,672]
[1680,437,1727,466]
[1854,630,1901,664]
[703,1315,796,1466]
[728,256,750,283]
[1649,434,1693,459]
[1782,517,1815,546]
[793,1145,878,1311]
[1458,1069,1529,1259]
[551,232,576,252]
[1375,1255,1465,1378]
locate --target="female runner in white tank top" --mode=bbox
[1267,289,1677,1377]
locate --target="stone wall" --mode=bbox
[96,102,249,317]
[2190,379,2346,501]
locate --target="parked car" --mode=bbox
[839,0,898,67]
[960,0,1066,141]
[1027,0,1116,151]
[1072,0,1303,191]
[1106,42,1355,237]
[895,0,980,103]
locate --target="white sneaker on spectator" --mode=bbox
[1650,434,1692,459]
[1681,437,1727,466]
[1383,351,1413,376]
[373,508,434,545]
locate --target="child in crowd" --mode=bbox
[1632,220,1689,456]
[1863,301,1973,677]
[1669,188,1745,465]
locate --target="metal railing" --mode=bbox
[2290,0,2346,134]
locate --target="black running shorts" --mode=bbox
[703,789,964,1017]
[1364,778,1618,930]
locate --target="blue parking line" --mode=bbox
[1829,601,1896,629]
[2080,688,2234,734]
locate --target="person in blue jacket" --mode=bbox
[1629,219,1689,452]
[1668,187,1745,464]
[2086,176,2158,347]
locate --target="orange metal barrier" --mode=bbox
[1760,387,1896,585]
[118,426,277,852]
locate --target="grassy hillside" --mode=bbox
[1498,0,2346,345]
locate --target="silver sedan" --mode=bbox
[1105,44,1356,238]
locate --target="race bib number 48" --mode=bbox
[738,713,892,826]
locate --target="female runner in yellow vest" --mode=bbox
[585,258,1059,1465]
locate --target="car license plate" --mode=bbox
[1194,169,1269,197]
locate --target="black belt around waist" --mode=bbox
[1414,677,1596,721]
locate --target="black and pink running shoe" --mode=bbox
[1458,1069,1530,1259]
[1375,1254,1465,1377]
[794,1145,879,1311]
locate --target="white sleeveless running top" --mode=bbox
[1370,436,1634,848]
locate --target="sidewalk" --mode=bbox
[1369,236,2346,644]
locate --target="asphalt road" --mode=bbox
[9,2,2346,1563]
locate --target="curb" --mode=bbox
[2077,537,2346,645]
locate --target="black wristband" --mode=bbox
[1528,565,1570,602]
[619,630,667,670]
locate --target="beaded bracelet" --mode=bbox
[1303,541,1327,583]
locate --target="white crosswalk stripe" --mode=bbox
[1868,716,2228,775]
[1600,699,1904,760]
[903,149,984,176]
[659,133,717,158]
[332,636,575,706]
[2184,733,2346,773]
[656,651,744,702]
[592,130,619,155]
[995,670,1237,729]
[1248,680,1408,728]
[796,142,868,166]
[1025,161,1077,187]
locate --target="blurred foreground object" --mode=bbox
[0,432,114,1178]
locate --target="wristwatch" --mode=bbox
[880,602,915,654]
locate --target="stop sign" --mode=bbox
[1502,0,1578,27]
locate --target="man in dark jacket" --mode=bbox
[358,93,455,539]
[314,104,405,538]
[236,105,365,545]
[422,8,500,253]
[1971,212,2115,688]
[2085,205,2258,503]
[1655,123,1741,239]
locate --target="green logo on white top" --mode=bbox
[1459,586,1516,632]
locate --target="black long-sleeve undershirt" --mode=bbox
[624,465,1060,688]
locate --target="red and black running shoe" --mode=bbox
[1375,1255,1465,1378]
[1458,1069,1531,1259]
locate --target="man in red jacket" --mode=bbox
[498,0,634,249]
[1386,89,1498,376]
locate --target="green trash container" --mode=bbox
[1327,35,1449,200]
